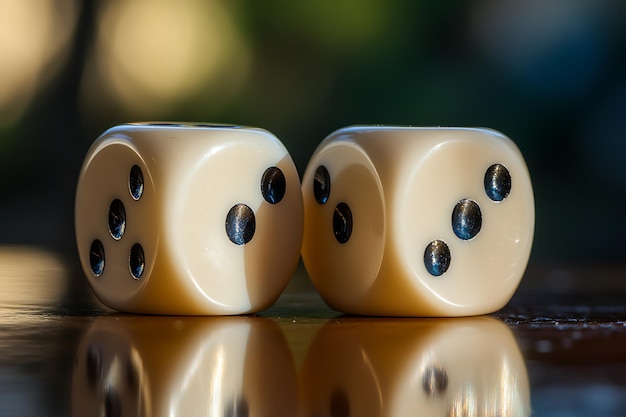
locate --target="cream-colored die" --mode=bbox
[301,126,534,316]
[75,123,303,314]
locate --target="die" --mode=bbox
[299,317,529,416]
[71,316,297,416]
[75,123,303,315]
[301,126,534,316]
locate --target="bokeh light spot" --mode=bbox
[0,0,79,127]
[82,0,250,117]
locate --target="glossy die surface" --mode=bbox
[301,126,534,316]
[75,123,303,314]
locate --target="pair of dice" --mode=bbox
[75,123,534,316]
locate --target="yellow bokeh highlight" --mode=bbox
[82,0,250,117]
[0,0,79,127]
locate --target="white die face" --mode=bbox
[395,129,534,313]
[168,132,303,311]
[75,138,158,307]
[301,141,386,309]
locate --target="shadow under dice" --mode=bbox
[75,123,303,315]
[302,126,534,316]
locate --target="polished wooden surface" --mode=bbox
[1,246,626,416]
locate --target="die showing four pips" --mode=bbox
[75,123,303,315]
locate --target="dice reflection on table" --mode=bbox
[71,316,297,417]
[299,317,530,416]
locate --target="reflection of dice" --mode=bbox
[302,126,534,316]
[75,123,303,314]
[299,317,530,416]
[71,316,297,417]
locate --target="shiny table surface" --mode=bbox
[1,246,626,416]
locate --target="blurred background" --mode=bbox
[0,0,625,297]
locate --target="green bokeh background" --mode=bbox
[1,0,625,268]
